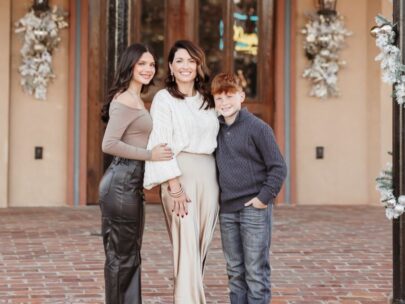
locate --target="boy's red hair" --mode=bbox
[211,73,243,95]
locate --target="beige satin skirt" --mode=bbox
[161,152,219,304]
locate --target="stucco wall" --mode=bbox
[0,0,11,208]
[9,0,69,207]
[380,0,394,166]
[295,0,392,205]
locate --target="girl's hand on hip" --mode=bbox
[151,143,173,161]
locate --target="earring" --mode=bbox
[171,71,175,82]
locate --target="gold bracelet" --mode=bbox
[169,189,184,198]
[168,184,184,198]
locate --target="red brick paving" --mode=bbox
[0,205,392,303]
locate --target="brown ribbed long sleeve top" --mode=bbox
[102,102,153,160]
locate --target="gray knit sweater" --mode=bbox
[215,108,287,213]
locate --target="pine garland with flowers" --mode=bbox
[372,15,405,219]
[372,15,405,105]
[301,12,352,99]
[15,6,68,100]
[376,161,405,220]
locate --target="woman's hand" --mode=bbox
[150,143,173,161]
[171,192,191,217]
[244,197,268,209]
[168,179,191,217]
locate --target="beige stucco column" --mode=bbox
[0,0,11,208]
[295,0,392,205]
[380,0,394,166]
[366,0,394,204]
[9,0,69,207]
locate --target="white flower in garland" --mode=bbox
[15,6,68,100]
[395,75,405,105]
[376,162,405,220]
[301,13,351,99]
[372,15,405,105]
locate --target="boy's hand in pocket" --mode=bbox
[244,197,268,209]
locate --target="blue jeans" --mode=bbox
[220,205,273,304]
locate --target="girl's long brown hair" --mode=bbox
[101,43,158,123]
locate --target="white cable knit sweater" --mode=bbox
[143,89,219,189]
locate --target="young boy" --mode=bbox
[212,73,287,304]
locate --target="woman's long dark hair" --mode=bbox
[165,40,214,109]
[101,43,158,123]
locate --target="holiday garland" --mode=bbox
[301,12,351,99]
[373,15,405,219]
[372,15,405,105]
[376,161,405,220]
[15,6,68,100]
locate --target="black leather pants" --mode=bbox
[99,157,145,304]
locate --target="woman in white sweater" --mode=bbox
[144,40,219,304]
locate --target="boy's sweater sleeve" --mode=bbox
[253,124,287,204]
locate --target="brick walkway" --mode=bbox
[0,205,392,304]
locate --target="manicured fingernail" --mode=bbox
[181,215,184,218]
[186,213,188,215]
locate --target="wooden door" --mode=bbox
[86,0,105,205]
[198,0,275,125]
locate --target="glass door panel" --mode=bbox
[233,0,259,99]
[140,0,165,101]
[198,0,223,77]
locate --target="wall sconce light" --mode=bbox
[32,0,50,12]
[316,0,337,16]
